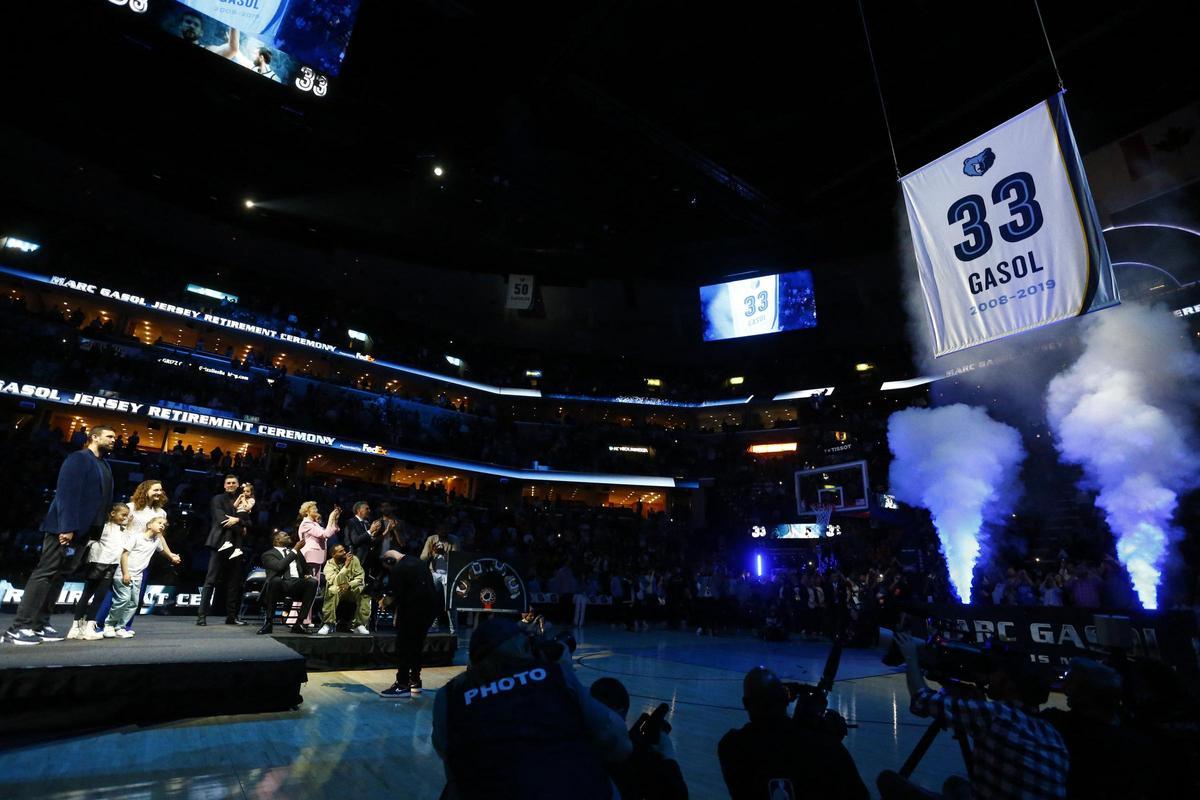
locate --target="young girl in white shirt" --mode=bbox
[216,482,255,560]
[68,503,130,641]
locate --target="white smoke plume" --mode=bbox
[1045,303,1200,610]
[888,404,1026,603]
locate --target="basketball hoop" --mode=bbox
[814,504,836,538]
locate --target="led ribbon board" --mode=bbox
[0,380,694,489]
[901,93,1118,357]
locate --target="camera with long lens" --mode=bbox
[630,702,672,748]
[777,640,850,741]
[882,615,997,688]
[529,629,577,662]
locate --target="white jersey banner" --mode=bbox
[726,274,780,339]
[506,274,535,310]
[902,94,1117,357]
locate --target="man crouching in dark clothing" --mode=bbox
[431,616,631,800]
[719,666,868,800]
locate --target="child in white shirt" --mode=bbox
[68,503,130,641]
[216,482,255,560]
[103,516,181,638]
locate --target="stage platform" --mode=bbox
[0,615,457,743]
[274,624,458,671]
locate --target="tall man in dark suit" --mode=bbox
[379,549,441,698]
[258,529,319,635]
[6,426,116,645]
[198,474,248,626]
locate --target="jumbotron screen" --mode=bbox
[107,0,362,97]
[699,270,818,342]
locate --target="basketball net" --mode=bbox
[814,504,836,538]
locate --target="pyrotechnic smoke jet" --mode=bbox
[888,404,1026,604]
[1046,304,1200,610]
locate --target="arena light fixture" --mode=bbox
[1,236,41,253]
[747,442,797,454]
[186,284,239,303]
[244,199,255,209]
[433,165,444,177]
[855,363,874,372]
[879,376,938,391]
[771,387,834,401]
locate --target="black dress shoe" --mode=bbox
[196,616,207,627]
[290,623,313,635]
[225,617,247,626]
[257,624,274,635]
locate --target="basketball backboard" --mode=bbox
[794,460,869,517]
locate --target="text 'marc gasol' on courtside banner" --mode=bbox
[901,93,1118,357]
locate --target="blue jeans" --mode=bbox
[105,572,144,630]
[95,569,147,629]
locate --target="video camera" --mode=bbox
[882,614,1000,690]
[529,629,577,663]
[783,639,851,740]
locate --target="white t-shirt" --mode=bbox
[90,522,128,565]
[128,505,167,537]
[123,532,166,574]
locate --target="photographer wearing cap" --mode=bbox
[881,632,1068,800]
[431,615,631,800]
[590,677,688,800]
[1041,658,1156,800]
[718,666,868,800]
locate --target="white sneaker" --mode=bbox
[66,620,84,640]
[217,542,233,552]
[115,629,135,639]
[229,548,243,559]
[81,622,105,641]
[354,625,370,635]
[102,625,118,638]
[317,624,332,635]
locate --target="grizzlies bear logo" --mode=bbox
[962,148,996,177]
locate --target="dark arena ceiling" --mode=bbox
[0,1,1195,377]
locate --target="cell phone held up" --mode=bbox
[630,702,672,748]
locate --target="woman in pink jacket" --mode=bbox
[297,501,340,624]
[297,500,341,576]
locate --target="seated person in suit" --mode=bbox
[258,529,319,635]
[320,544,372,635]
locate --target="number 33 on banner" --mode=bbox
[901,93,1117,357]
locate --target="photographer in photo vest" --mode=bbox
[431,615,631,800]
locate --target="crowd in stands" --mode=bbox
[3,418,1194,631]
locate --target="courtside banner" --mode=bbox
[902,94,1117,357]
